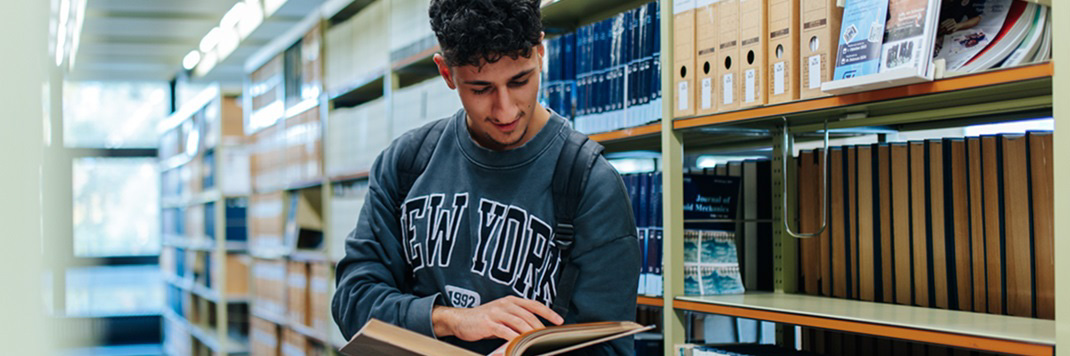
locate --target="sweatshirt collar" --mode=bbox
[452,108,566,169]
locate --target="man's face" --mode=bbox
[435,45,545,151]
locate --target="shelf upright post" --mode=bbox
[1053,0,1068,353]
[772,124,799,346]
[660,0,687,354]
[209,92,229,356]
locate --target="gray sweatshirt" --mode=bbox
[332,109,640,354]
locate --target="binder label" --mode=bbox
[722,73,734,105]
[774,62,786,95]
[701,78,712,109]
[744,69,756,103]
[678,81,689,111]
[808,55,822,89]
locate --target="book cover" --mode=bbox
[932,0,1012,71]
[926,139,949,310]
[847,146,858,299]
[857,145,875,302]
[832,0,889,79]
[879,0,940,74]
[1000,5,1046,68]
[946,138,972,311]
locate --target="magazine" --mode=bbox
[832,0,890,79]
[932,0,1013,71]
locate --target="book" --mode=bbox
[877,144,894,303]
[980,135,1003,314]
[927,139,949,309]
[885,143,911,303]
[933,0,1013,72]
[1000,134,1032,318]
[956,1,1036,73]
[1029,10,1051,63]
[857,145,875,302]
[831,0,889,79]
[966,137,987,313]
[847,146,858,299]
[798,150,821,295]
[999,5,1047,68]
[1028,131,1054,319]
[340,319,653,356]
[946,138,972,311]
[830,147,847,298]
[818,150,832,297]
[909,141,929,307]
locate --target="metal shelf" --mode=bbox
[675,292,1054,355]
[674,62,1053,134]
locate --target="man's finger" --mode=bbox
[507,303,546,331]
[513,298,564,325]
[497,313,535,336]
[494,323,520,341]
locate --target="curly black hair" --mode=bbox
[429,0,543,68]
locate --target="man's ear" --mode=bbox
[537,32,546,58]
[433,53,456,90]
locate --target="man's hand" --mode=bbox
[431,296,564,342]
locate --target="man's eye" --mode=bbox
[509,80,529,87]
[472,87,491,95]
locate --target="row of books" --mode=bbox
[248,189,325,257]
[795,132,1055,319]
[324,0,388,97]
[250,106,323,193]
[325,77,462,178]
[542,1,664,134]
[826,0,1052,93]
[327,180,369,263]
[250,259,332,334]
[624,172,665,296]
[688,160,775,294]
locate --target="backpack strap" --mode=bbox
[549,130,605,317]
[394,119,451,203]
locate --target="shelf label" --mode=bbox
[701,78,713,110]
[745,69,756,103]
[809,55,822,89]
[723,73,734,105]
[774,62,786,95]
[678,81,690,111]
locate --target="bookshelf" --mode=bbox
[158,84,251,356]
[656,1,1064,355]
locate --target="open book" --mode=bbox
[339,319,654,356]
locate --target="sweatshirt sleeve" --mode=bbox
[562,158,642,355]
[331,146,440,340]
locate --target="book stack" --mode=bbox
[796,131,1054,319]
[543,1,663,134]
[328,180,369,262]
[390,77,464,141]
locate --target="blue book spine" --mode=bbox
[832,0,889,79]
[204,202,216,240]
[637,173,650,229]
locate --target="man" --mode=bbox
[330,0,641,354]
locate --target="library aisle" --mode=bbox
[1,0,1065,355]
